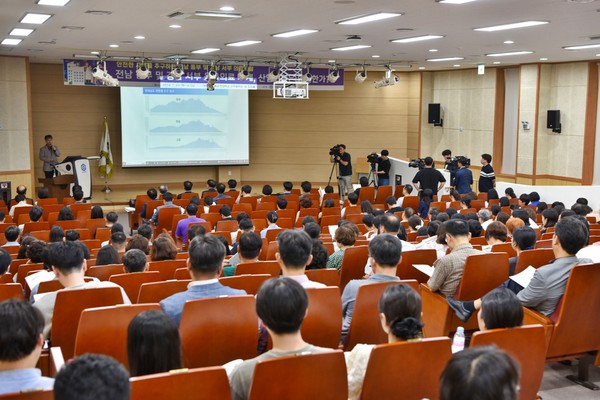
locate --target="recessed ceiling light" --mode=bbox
[474,21,549,32]
[109,44,119,48]
[418,67,426,70]
[328,59,336,63]
[331,44,372,51]
[191,48,220,54]
[169,24,182,29]
[597,53,600,56]
[134,35,145,40]
[391,35,444,43]
[272,29,319,38]
[371,55,380,58]
[429,49,438,52]
[438,0,477,3]
[562,43,600,50]
[85,10,112,15]
[226,40,262,47]
[195,10,242,18]
[336,12,402,25]
[2,38,22,45]
[503,40,514,44]
[539,57,548,61]
[90,51,100,54]
[20,13,53,24]
[453,64,461,67]
[36,0,71,5]
[493,61,501,64]
[486,50,533,57]
[220,6,235,11]
[10,28,34,36]
[427,57,464,62]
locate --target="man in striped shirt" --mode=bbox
[478,153,495,193]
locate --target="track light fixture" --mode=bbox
[238,63,250,81]
[169,58,185,79]
[91,61,119,86]
[302,63,313,82]
[355,65,367,83]
[327,68,339,83]
[206,63,218,90]
[267,68,279,82]
[136,59,151,80]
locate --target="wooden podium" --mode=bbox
[38,175,76,203]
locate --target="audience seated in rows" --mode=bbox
[448,216,591,322]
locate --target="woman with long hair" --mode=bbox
[345,284,423,399]
[127,310,183,377]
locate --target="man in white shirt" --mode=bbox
[276,229,326,288]
[9,194,32,218]
[478,209,493,231]
[33,241,131,339]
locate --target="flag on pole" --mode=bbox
[99,117,114,179]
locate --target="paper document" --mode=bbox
[412,264,435,277]
[509,266,536,288]
[24,270,54,292]
[124,206,135,212]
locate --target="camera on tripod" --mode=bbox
[329,144,343,157]
[367,152,380,165]
[409,158,426,169]
[447,156,471,169]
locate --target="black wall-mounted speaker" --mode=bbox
[547,110,560,129]
[428,103,441,124]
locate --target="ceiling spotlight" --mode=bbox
[355,66,367,83]
[238,68,249,81]
[267,69,279,82]
[169,58,185,79]
[327,69,340,83]
[206,67,218,90]
[302,65,313,82]
[136,61,151,80]
[91,61,119,86]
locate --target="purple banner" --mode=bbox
[63,59,344,90]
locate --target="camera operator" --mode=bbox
[376,150,391,186]
[442,149,457,187]
[411,156,446,198]
[331,144,352,199]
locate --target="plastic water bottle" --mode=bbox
[452,326,465,353]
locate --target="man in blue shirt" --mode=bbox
[0,300,54,395]
[161,235,246,325]
[454,157,473,194]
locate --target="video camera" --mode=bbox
[367,152,380,164]
[446,156,471,169]
[408,158,426,169]
[329,144,343,157]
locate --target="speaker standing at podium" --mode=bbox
[39,134,60,179]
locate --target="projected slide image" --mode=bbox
[147,96,222,114]
[121,87,249,167]
[147,136,223,150]
[148,118,223,135]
